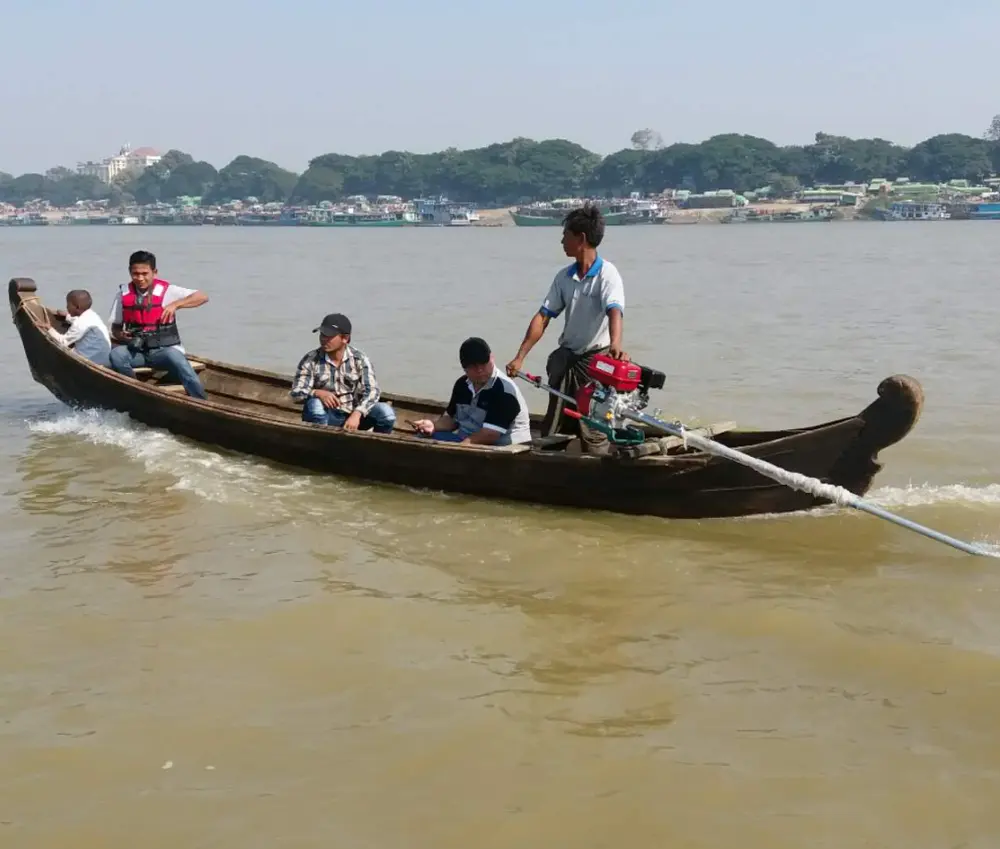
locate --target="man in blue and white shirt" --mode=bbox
[411,337,531,446]
[505,204,627,454]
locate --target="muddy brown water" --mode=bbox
[2,223,999,847]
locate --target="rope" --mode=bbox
[12,295,51,330]
[660,423,856,507]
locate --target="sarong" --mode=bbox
[540,344,612,455]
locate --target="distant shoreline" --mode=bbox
[5,202,832,224]
[7,200,997,228]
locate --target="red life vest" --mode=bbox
[120,279,181,349]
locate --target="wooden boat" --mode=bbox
[9,277,924,520]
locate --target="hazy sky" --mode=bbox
[3,0,997,175]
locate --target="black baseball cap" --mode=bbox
[459,336,491,367]
[313,313,352,336]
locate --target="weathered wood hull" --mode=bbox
[9,278,924,519]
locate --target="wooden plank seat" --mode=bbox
[133,360,206,378]
[531,433,577,451]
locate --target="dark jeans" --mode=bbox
[109,345,208,400]
[418,430,465,443]
[302,397,396,433]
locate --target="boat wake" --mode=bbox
[868,482,1000,509]
[23,406,1000,519]
[26,407,315,510]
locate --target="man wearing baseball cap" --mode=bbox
[410,336,531,446]
[289,312,397,434]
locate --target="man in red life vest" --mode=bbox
[108,250,210,399]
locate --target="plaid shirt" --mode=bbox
[290,345,382,415]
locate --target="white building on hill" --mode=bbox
[76,144,162,183]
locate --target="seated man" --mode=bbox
[108,249,209,400]
[289,312,396,434]
[48,289,112,367]
[411,337,532,446]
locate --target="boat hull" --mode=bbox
[9,278,924,520]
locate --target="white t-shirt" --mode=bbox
[47,308,113,364]
[53,308,112,348]
[108,281,195,352]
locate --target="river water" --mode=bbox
[2,222,1000,848]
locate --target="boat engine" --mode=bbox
[568,354,666,443]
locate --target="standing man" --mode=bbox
[289,312,397,434]
[108,250,210,399]
[505,204,627,455]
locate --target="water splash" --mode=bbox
[868,482,1000,508]
[26,407,313,508]
[21,407,464,544]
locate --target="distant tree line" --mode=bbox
[3,119,1000,208]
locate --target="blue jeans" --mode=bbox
[302,397,396,434]
[419,430,465,442]
[109,345,208,400]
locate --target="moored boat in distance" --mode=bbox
[411,197,481,226]
[306,210,414,226]
[510,196,663,226]
[968,201,1000,220]
[722,205,838,224]
[301,195,417,226]
[10,277,926,521]
[2,212,50,226]
[872,201,951,221]
[447,208,478,225]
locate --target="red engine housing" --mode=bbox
[585,353,642,392]
[574,382,598,417]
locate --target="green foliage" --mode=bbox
[985,114,1000,143]
[804,133,907,183]
[2,129,999,207]
[202,155,298,205]
[905,134,994,182]
[128,150,220,204]
[0,171,107,206]
[163,161,218,200]
[44,166,75,181]
[290,137,600,205]
[590,148,648,195]
[767,174,802,198]
[630,128,663,151]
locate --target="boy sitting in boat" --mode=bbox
[48,289,112,368]
[289,312,397,434]
[107,250,210,400]
[410,337,532,446]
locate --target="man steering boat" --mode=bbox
[505,203,627,456]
